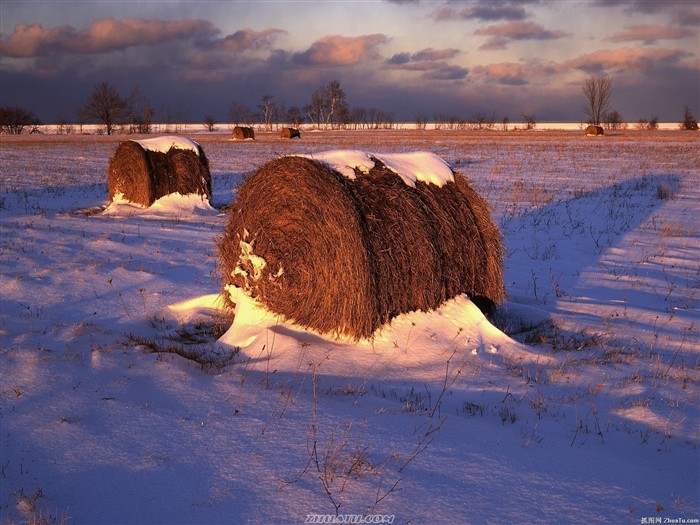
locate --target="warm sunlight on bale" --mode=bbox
[219,156,378,338]
[218,154,504,339]
[280,127,301,139]
[233,126,255,140]
[107,138,211,207]
[585,125,604,136]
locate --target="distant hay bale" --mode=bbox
[280,127,301,139]
[585,125,604,136]
[233,126,255,140]
[107,136,211,207]
[219,153,504,339]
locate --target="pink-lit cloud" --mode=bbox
[606,24,695,44]
[471,60,559,85]
[0,18,218,58]
[563,46,694,74]
[293,34,389,66]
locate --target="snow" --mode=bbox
[298,149,454,187]
[133,135,202,156]
[103,192,217,216]
[0,130,698,525]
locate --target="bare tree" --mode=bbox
[681,105,698,130]
[229,100,252,127]
[306,87,325,129]
[259,94,276,131]
[80,81,127,135]
[126,87,153,134]
[287,106,303,128]
[324,80,347,129]
[351,106,368,129]
[603,109,623,130]
[522,113,536,130]
[0,105,40,134]
[582,74,613,126]
[203,115,217,132]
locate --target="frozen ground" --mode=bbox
[0,129,698,525]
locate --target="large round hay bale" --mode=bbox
[347,161,443,323]
[218,156,378,338]
[585,124,604,136]
[280,127,301,139]
[219,152,504,339]
[107,136,211,207]
[233,126,255,140]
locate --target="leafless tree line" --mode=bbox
[2,75,698,134]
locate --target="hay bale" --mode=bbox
[280,127,301,139]
[219,156,378,338]
[585,124,604,136]
[219,153,504,339]
[233,126,255,140]
[347,161,444,323]
[107,136,211,207]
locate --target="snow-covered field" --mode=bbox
[1,129,698,525]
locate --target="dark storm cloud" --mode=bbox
[594,0,700,26]
[385,47,466,81]
[433,5,527,22]
[474,21,572,51]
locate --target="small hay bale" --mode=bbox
[280,127,301,139]
[233,126,255,140]
[107,136,211,207]
[585,124,604,136]
[219,153,504,339]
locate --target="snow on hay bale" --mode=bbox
[218,151,504,339]
[107,136,211,207]
[585,125,604,136]
[233,126,255,140]
[280,127,301,139]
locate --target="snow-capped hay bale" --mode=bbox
[168,147,212,199]
[585,125,604,136]
[347,162,444,324]
[233,126,255,140]
[219,152,504,339]
[218,156,378,338]
[280,127,301,139]
[107,136,211,207]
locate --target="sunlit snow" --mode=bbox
[298,149,454,187]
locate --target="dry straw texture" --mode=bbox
[233,126,255,140]
[280,127,301,139]
[219,154,504,339]
[586,125,604,136]
[108,140,211,207]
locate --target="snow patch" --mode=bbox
[298,150,454,187]
[103,192,216,216]
[233,240,268,284]
[134,135,201,156]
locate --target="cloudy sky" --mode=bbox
[1,0,698,124]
